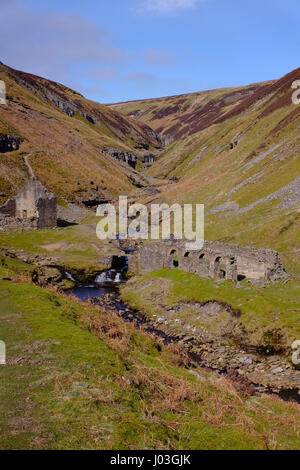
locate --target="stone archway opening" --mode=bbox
[184,252,190,258]
[237,274,246,281]
[170,249,179,268]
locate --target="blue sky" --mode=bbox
[1,0,299,102]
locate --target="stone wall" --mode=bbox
[0,178,57,230]
[0,198,16,217]
[129,240,287,282]
[0,214,38,232]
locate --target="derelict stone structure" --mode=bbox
[0,178,57,230]
[130,240,287,282]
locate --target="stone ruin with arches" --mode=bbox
[128,239,287,283]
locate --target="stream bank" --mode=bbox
[1,246,299,403]
[68,281,300,404]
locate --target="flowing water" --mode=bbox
[68,269,300,404]
[71,285,116,301]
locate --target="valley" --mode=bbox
[0,61,299,450]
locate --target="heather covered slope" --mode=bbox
[110,81,272,144]
[0,62,161,205]
[111,69,300,275]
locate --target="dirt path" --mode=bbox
[23,153,35,178]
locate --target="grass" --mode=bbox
[0,254,300,449]
[121,269,300,351]
[0,216,118,270]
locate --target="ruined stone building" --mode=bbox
[130,240,287,283]
[0,178,57,231]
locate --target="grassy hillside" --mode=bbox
[0,253,300,450]
[0,62,161,205]
[110,81,272,144]
[122,270,300,354]
[111,69,300,275]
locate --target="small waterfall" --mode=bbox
[95,271,109,284]
[65,271,76,282]
[95,269,125,285]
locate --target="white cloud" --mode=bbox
[0,0,127,84]
[144,0,199,13]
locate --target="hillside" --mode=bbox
[110,81,273,144]
[0,62,161,206]
[1,252,300,450]
[110,69,300,275]
[0,63,300,451]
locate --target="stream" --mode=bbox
[67,266,300,404]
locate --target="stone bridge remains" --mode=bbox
[128,240,287,282]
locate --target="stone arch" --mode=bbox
[184,251,190,258]
[169,248,179,269]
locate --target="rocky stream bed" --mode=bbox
[1,247,299,403]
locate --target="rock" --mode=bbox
[97,146,138,169]
[32,266,63,287]
[0,134,22,153]
[73,382,89,389]
[272,367,283,374]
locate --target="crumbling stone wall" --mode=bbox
[0,178,57,231]
[0,198,16,217]
[0,214,37,232]
[130,240,287,282]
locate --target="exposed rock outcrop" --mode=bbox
[0,134,22,153]
[97,146,138,169]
